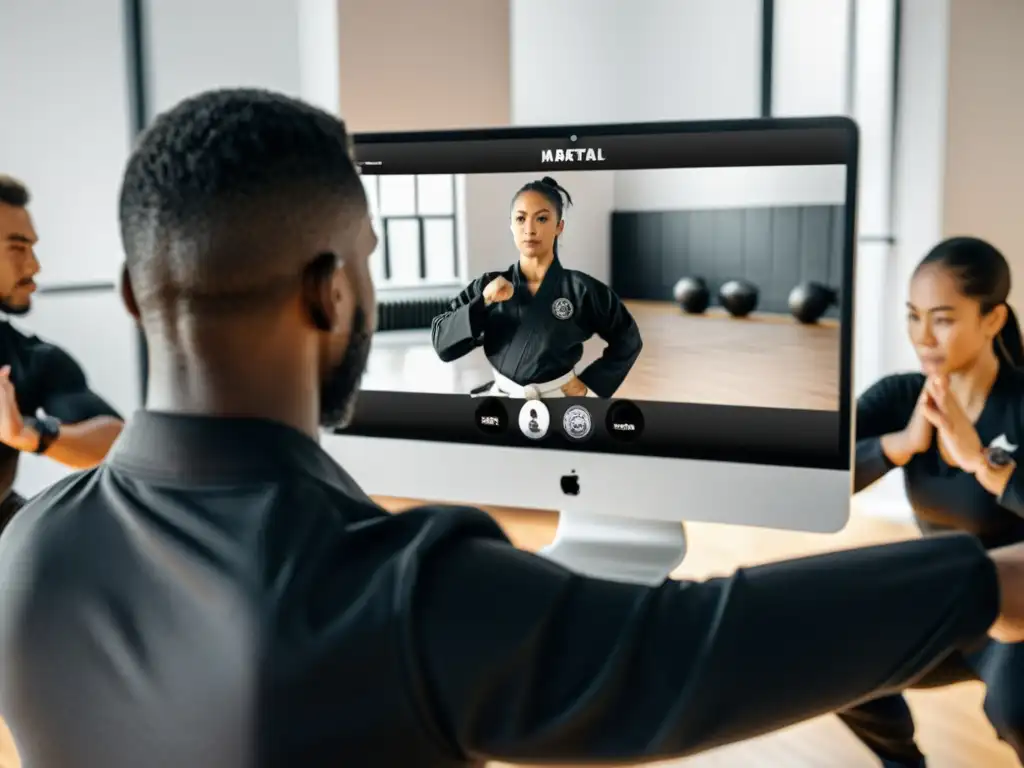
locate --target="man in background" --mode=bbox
[0,175,124,529]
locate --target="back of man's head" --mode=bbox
[118,88,367,319]
[119,88,377,430]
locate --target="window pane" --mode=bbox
[385,219,421,283]
[361,175,380,218]
[415,174,455,216]
[771,0,851,117]
[852,0,896,236]
[369,216,386,284]
[424,218,456,282]
[853,240,890,396]
[378,175,417,216]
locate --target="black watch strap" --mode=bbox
[24,415,60,454]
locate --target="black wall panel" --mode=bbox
[610,204,845,316]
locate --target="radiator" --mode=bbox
[376,297,453,332]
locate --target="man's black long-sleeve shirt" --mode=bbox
[0,320,121,497]
[0,412,1001,767]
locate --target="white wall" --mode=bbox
[510,0,762,125]
[0,0,131,287]
[337,0,510,133]
[612,165,847,212]
[942,0,1024,308]
[145,0,302,115]
[145,0,341,117]
[0,0,140,497]
[297,0,342,117]
[772,0,851,117]
[461,171,615,285]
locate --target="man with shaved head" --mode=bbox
[2,88,1024,768]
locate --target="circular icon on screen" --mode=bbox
[605,400,645,442]
[474,397,509,436]
[561,404,593,442]
[518,400,550,440]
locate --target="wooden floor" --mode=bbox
[373,496,1020,768]
[364,300,841,410]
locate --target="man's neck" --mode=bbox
[143,323,321,439]
[145,374,321,439]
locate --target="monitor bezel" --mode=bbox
[342,116,859,472]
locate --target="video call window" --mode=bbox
[346,123,857,471]
[362,165,845,413]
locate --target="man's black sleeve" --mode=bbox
[36,346,122,423]
[405,532,998,765]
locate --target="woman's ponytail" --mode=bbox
[997,304,1024,367]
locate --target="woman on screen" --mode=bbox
[430,176,642,399]
[843,236,1024,766]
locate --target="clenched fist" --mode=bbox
[483,276,514,305]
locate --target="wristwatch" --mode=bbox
[982,446,1016,470]
[24,414,61,454]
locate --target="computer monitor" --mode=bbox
[321,117,858,585]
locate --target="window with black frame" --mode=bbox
[360,174,460,288]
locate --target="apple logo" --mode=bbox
[560,471,580,496]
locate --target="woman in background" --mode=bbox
[430,176,642,399]
[844,236,1024,767]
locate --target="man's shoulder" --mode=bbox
[0,472,102,616]
[387,503,511,547]
[0,320,49,351]
[0,471,100,548]
[1,323,75,373]
[306,489,511,557]
[261,490,515,620]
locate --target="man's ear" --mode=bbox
[302,252,340,332]
[119,264,140,320]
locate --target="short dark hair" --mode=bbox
[0,176,30,208]
[511,176,573,256]
[917,236,1024,367]
[119,88,366,311]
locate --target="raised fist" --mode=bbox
[483,276,514,305]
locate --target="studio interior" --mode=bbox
[1,1,1023,767]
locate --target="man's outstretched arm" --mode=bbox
[404,532,999,765]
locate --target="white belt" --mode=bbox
[490,368,577,400]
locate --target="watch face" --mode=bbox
[989,447,1014,467]
[36,416,60,438]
